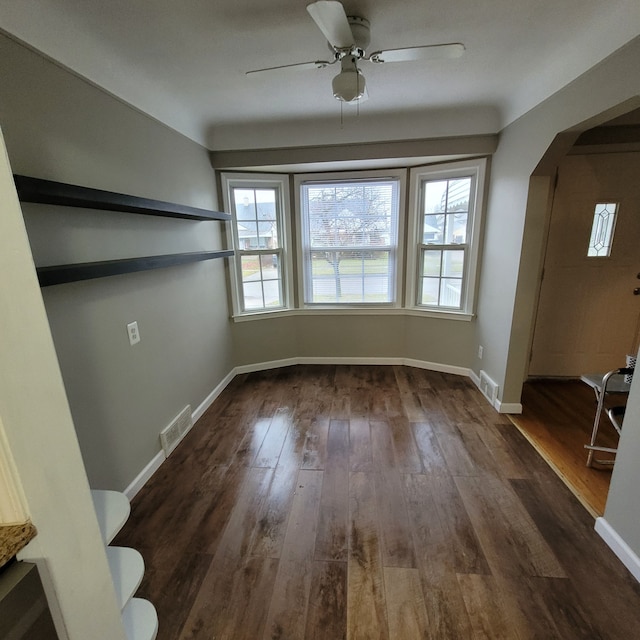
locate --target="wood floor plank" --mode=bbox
[456,573,512,640]
[371,420,416,568]
[330,387,351,420]
[427,473,491,575]
[388,416,423,473]
[529,576,607,640]
[300,416,330,470]
[348,471,388,640]
[430,418,478,477]
[253,407,293,468]
[141,551,213,640]
[188,556,280,640]
[315,420,350,561]
[454,420,505,477]
[384,567,430,640]
[305,561,347,640]
[349,416,373,472]
[262,469,323,640]
[249,462,299,559]
[454,474,566,580]
[402,473,475,640]
[349,386,372,419]
[411,421,449,476]
[472,417,531,480]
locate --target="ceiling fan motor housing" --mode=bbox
[327,15,370,56]
[347,16,370,50]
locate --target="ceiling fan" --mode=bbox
[246,0,465,103]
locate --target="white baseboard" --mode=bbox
[192,369,237,423]
[300,356,405,366]
[403,358,469,377]
[234,357,299,375]
[496,401,523,414]
[235,356,470,376]
[124,450,165,501]
[595,517,640,583]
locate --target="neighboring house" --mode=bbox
[235,201,278,250]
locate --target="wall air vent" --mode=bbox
[159,405,192,457]
[479,371,499,406]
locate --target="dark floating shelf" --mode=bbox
[14,174,231,221]
[37,251,234,287]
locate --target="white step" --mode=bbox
[106,547,144,610]
[122,598,158,640]
[91,490,130,544]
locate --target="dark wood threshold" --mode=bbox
[37,251,234,287]
[14,174,231,221]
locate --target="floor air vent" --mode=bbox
[479,371,499,405]
[160,405,192,456]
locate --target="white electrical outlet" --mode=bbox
[478,345,484,359]
[127,321,140,345]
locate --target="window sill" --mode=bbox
[231,307,475,322]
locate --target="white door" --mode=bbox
[529,153,640,377]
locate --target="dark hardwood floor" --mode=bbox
[114,365,640,639]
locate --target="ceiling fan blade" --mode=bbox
[307,1,354,49]
[369,43,465,64]
[246,59,335,75]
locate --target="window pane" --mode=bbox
[236,221,257,249]
[442,250,464,277]
[424,181,448,214]
[233,187,280,250]
[444,212,468,243]
[423,250,441,277]
[242,281,264,309]
[308,249,392,303]
[241,255,260,281]
[588,202,618,257]
[440,278,462,308]
[447,178,471,211]
[302,179,399,305]
[423,214,443,243]
[260,254,280,281]
[421,278,439,305]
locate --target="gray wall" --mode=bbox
[233,314,474,370]
[474,37,640,405]
[473,37,640,560]
[0,34,233,491]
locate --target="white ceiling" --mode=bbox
[1,0,639,150]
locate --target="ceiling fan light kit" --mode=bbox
[332,57,366,102]
[246,0,465,106]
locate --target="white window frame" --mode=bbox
[294,168,406,309]
[406,158,487,320]
[221,172,293,317]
